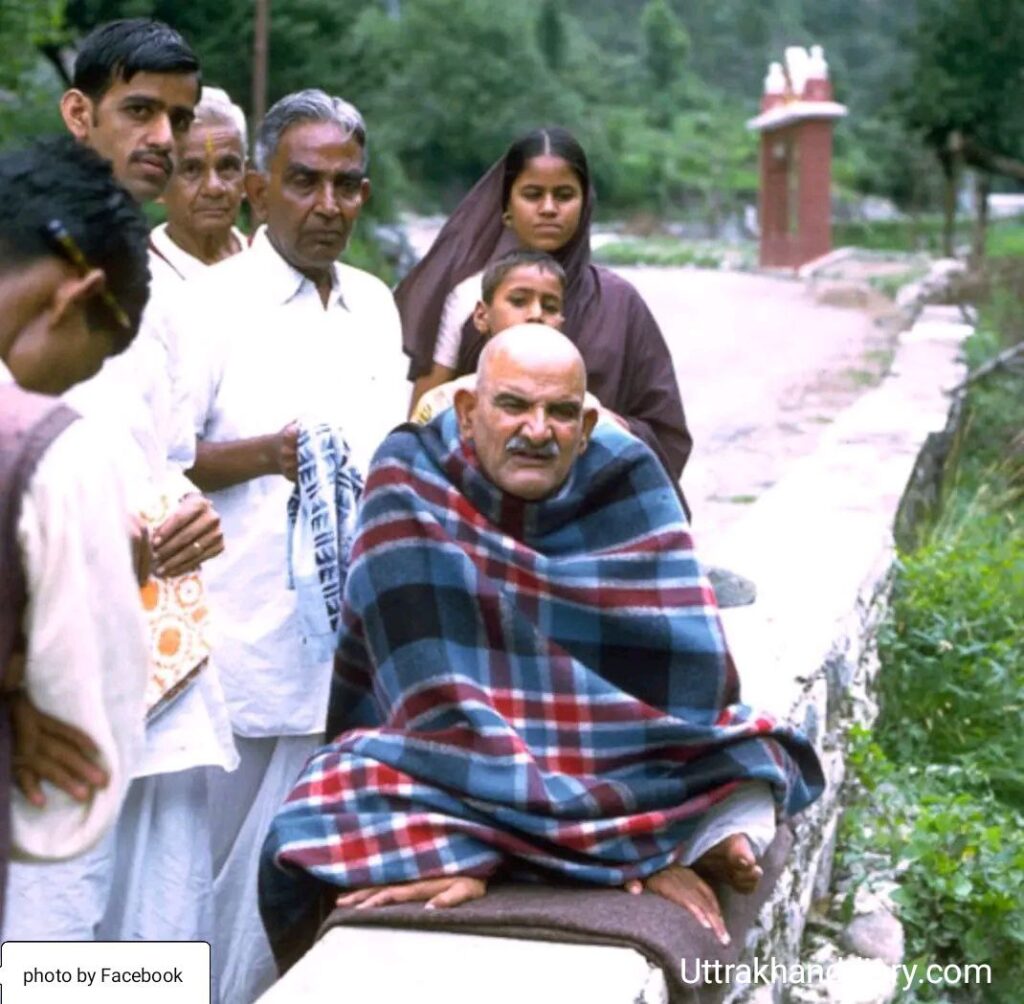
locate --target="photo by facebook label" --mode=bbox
[1,941,210,1002]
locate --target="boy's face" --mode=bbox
[472,265,565,337]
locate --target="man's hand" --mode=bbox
[277,421,299,482]
[127,512,153,586]
[336,875,487,911]
[625,864,730,946]
[10,690,108,807]
[153,494,224,577]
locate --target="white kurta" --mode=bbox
[181,227,409,738]
[149,222,246,284]
[3,363,147,861]
[432,271,482,369]
[62,251,237,777]
[5,250,237,951]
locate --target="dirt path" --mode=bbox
[613,267,898,538]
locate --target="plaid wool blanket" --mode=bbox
[260,413,824,956]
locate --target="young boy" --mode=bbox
[0,137,150,914]
[411,249,600,424]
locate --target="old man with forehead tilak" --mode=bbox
[260,325,825,969]
[150,86,248,280]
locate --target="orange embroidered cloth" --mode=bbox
[139,496,209,721]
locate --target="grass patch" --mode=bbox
[833,217,948,254]
[593,237,753,270]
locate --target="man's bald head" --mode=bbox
[478,324,585,392]
[455,324,597,500]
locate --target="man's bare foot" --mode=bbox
[624,865,729,946]
[336,875,487,911]
[692,833,763,894]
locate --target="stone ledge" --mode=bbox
[715,304,969,1002]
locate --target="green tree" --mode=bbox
[899,0,1024,254]
[0,0,65,89]
[640,0,689,92]
[0,0,66,148]
[536,0,567,73]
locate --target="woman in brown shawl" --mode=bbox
[396,127,693,504]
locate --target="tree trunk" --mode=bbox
[971,171,991,264]
[938,147,959,258]
[251,0,270,130]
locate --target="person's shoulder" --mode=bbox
[592,264,643,300]
[192,243,258,293]
[28,411,123,494]
[337,262,395,301]
[370,409,458,476]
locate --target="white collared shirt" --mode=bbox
[149,222,246,284]
[180,227,409,736]
[3,360,147,859]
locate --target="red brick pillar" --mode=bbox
[796,119,833,266]
[748,47,847,270]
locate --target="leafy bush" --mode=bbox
[841,737,1024,1002]
[876,514,1024,780]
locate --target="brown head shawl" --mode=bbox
[395,128,693,501]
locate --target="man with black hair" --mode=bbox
[0,138,150,925]
[3,19,235,950]
[60,18,200,203]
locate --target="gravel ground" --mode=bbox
[613,266,899,540]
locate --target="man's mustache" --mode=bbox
[130,150,173,174]
[506,435,559,459]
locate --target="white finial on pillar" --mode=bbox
[784,46,810,99]
[805,44,832,101]
[762,61,787,110]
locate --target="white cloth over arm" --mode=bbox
[13,420,148,861]
[432,271,482,369]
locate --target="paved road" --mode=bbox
[614,267,893,538]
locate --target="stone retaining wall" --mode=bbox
[700,305,972,1003]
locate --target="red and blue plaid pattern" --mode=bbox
[260,414,823,945]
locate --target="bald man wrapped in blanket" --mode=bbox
[259,327,824,963]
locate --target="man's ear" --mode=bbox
[453,387,478,438]
[60,89,94,142]
[471,300,491,336]
[359,177,371,207]
[578,406,599,453]
[245,170,269,222]
[50,268,106,330]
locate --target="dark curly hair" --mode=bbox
[0,136,151,350]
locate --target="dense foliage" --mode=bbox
[5,0,1016,222]
[0,0,1019,256]
[839,274,1024,1001]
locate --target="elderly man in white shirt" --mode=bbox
[177,89,408,1002]
[5,20,237,951]
[148,86,248,283]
